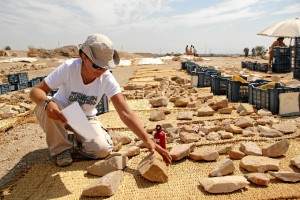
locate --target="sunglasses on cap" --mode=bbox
[92,63,105,70]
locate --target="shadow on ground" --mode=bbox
[0,148,51,191]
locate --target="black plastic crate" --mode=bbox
[272,47,291,56]
[181,61,196,71]
[258,63,268,72]
[227,79,266,103]
[270,87,300,115]
[28,78,41,87]
[197,70,221,88]
[36,76,47,82]
[295,59,300,69]
[247,61,258,71]
[0,84,11,95]
[11,83,28,91]
[295,47,300,57]
[295,37,300,48]
[273,55,291,65]
[7,72,29,85]
[186,63,200,74]
[241,61,249,68]
[249,83,300,115]
[248,81,273,107]
[272,63,291,73]
[211,76,231,95]
[294,68,300,80]
[96,95,109,115]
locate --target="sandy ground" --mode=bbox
[0,52,294,197]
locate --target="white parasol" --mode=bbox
[257,17,300,38]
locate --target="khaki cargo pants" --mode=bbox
[34,97,113,158]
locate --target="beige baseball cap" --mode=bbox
[78,33,120,69]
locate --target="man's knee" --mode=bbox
[82,141,113,159]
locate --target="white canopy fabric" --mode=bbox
[257,17,300,38]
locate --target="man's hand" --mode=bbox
[145,139,172,164]
[45,101,67,124]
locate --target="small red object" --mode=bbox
[153,125,166,149]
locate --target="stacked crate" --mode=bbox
[28,76,46,87]
[248,83,300,116]
[272,46,292,73]
[0,84,11,95]
[294,37,300,79]
[227,79,267,103]
[211,76,231,95]
[241,61,268,73]
[191,67,220,88]
[8,72,29,91]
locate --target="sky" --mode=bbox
[0,0,299,55]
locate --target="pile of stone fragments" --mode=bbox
[79,70,300,197]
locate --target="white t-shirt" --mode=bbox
[45,58,121,116]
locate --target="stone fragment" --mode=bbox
[149,96,168,107]
[236,103,254,115]
[189,147,219,161]
[174,98,189,107]
[228,149,245,160]
[177,111,194,120]
[206,132,221,141]
[240,142,262,156]
[82,170,124,197]
[290,155,300,169]
[218,131,234,139]
[209,158,235,177]
[186,101,201,108]
[137,151,168,183]
[242,129,256,137]
[197,105,215,116]
[198,125,221,134]
[211,98,228,111]
[169,143,195,161]
[257,109,273,116]
[234,117,254,128]
[125,146,140,157]
[257,125,284,137]
[240,156,280,172]
[272,122,297,134]
[179,132,201,143]
[149,110,166,121]
[199,176,249,194]
[87,154,127,176]
[225,124,243,134]
[244,173,270,186]
[110,132,132,145]
[218,145,232,155]
[218,107,233,114]
[256,116,279,125]
[262,139,289,157]
[269,171,300,183]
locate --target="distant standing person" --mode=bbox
[243,47,249,57]
[193,46,198,56]
[268,37,287,73]
[185,45,189,55]
[251,48,256,58]
[190,45,194,55]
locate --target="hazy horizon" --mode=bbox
[1,0,299,54]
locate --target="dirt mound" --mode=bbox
[34,45,79,58]
[118,51,157,59]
